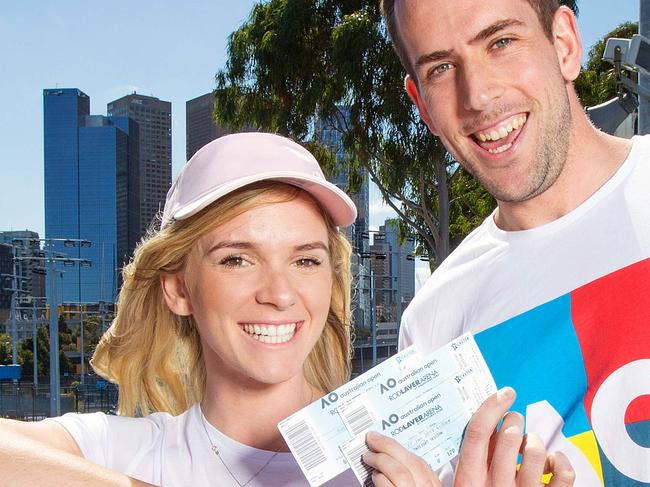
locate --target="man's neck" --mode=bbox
[494,113,633,232]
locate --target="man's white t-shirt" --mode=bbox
[401,135,650,486]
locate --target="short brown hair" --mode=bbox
[381,0,561,79]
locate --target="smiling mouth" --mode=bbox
[471,114,528,154]
[241,323,298,344]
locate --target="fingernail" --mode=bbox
[497,386,515,401]
[503,424,522,436]
[366,431,379,442]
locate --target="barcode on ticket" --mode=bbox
[341,435,374,487]
[339,401,375,436]
[284,418,327,471]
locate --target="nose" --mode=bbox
[460,64,504,113]
[255,267,297,310]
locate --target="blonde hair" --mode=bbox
[91,181,353,416]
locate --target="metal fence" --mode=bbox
[0,380,118,420]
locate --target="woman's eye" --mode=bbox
[219,256,248,268]
[296,257,321,268]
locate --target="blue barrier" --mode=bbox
[0,365,22,381]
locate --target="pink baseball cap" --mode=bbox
[161,132,357,229]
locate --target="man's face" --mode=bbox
[396,0,580,203]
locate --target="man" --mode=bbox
[381,0,650,485]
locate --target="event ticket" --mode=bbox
[277,333,496,486]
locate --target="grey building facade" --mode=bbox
[107,93,171,235]
[186,93,229,160]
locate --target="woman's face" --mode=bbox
[175,193,333,387]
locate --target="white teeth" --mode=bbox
[488,142,513,154]
[475,115,527,142]
[242,323,297,344]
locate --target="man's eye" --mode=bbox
[433,63,453,75]
[492,37,513,49]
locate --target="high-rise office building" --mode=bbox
[44,88,140,303]
[381,219,416,317]
[0,243,12,323]
[186,93,228,160]
[313,108,371,333]
[313,109,370,253]
[0,231,46,303]
[186,92,257,160]
[107,93,171,235]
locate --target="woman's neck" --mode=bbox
[200,374,321,451]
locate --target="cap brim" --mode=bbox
[169,171,357,227]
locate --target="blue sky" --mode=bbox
[0,0,640,241]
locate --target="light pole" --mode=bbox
[14,298,47,387]
[641,0,650,134]
[12,237,91,416]
[62,301,102,385]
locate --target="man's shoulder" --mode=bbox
[417,217,497,297]
[401,218,499,341]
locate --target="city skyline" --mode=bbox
[1,1,640,244]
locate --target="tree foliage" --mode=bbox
[0,333,12,364]
[0,324,74,379]
[574,22,638,107]
[214,0,577,268]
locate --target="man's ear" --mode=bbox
[551,6,582,82]
[160,272,193,316]
[405,74,439,136]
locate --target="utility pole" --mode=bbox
[45,242,61,417]
[640,0,650,134]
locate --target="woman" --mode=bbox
[0,133,573,487]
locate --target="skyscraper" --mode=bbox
[313,109,370,253]
[107,93,171,235]
[186,93,228,160]
[186,92,256,160]
[313,108,371,332]
[381,219,416,318]
[0,231,46,303]
[44,88,139,302]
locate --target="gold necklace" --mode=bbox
[200,408,281,487]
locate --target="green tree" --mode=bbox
[214,0,578,269]
[575,22,638,107]
[17,326,50,379]
[0,333,12,364]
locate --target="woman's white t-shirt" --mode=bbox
[51,404,356,486]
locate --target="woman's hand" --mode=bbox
[361,387,575,487]
[363,431,441,487]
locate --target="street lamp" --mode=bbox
[14,297,47,387]
[587,34,650,135]
[11,237,92,417]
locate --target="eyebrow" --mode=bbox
[414,18,525,69]
[295,242,330,253]
[205,240,329,256]
[469,19,524,44]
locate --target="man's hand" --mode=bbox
[360,387,575,487]
[454,387,575,487]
